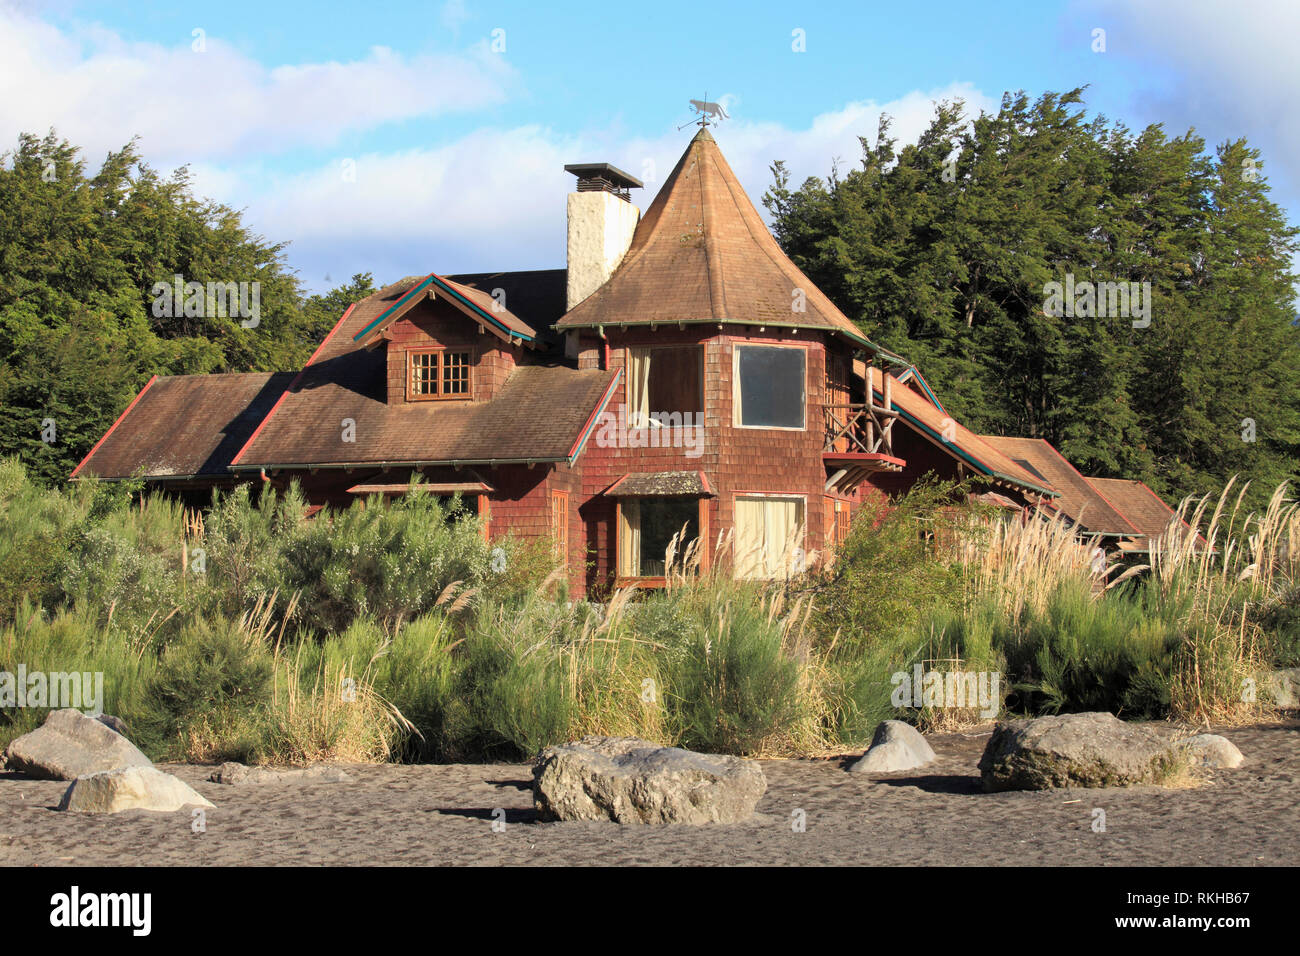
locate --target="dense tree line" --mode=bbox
[764,89,1300,507]
[0,131,375,483]
[3,94,1297,507]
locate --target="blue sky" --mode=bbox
[3,0,1296,293]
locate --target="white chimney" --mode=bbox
[564,163,642,311]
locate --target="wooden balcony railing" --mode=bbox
[823,374,900,457]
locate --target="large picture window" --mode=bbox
[626,346,704,427]
[617,497,701,578]
[734,345,805,429]
[734,495,805,580]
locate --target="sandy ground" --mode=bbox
[1,719,1296,866]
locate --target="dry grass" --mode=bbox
[953,509,1102,619]
[265,644,410,765]
[1146,479,1297,722]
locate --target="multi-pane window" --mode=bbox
[442,351,470,396]
[552,491,569,560]
[409,349,472,400]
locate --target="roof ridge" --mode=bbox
[698,142,727,317]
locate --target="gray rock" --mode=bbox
[533,736,766,824]
[1264,668,1300,708]
[4,708,152,781]
[59,766,214,814]
[209,762,351,785]
[95,714,131,738]
[978,712,1175,791]
[849,720,937,773]
[1177,734,1244,769]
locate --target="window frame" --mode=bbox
[551,490,570,562]
[732,492,808,580]
[614,496,711,588]
[731,343,808,431]
[407,346,473,402]
[625,344,706,427]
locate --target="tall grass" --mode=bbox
[2,454,1297,764]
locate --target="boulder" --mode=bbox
[96,714,131,738]
[849,720,937,773]
[1176,734,1244,769]
[978,712,1175,791]
[4,708,152,781]
[59,766,214,814]
[1264,668,1300,709]
[209,762,351,785]
[533,736,766,824]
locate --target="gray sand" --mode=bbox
[2,719,1295,866]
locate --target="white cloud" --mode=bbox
[0,4,516,164]
[1086,0,1300,183]
[221,84,998,290]
[0,6,994,292]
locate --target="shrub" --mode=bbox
[643,578,810,755]
[0,600,156,752]
[277,490,515,632]
[813,479,967,659]
[137,616,274,760]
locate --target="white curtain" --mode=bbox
[618,500,641,577]
[734,498,765,579]
[627,348,651,428]
[734,497,804,579]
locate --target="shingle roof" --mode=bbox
[855,362,1058,498]
[980,436,1140,536]
[556,129,893,353]
[1084,477,1183,552]
[605,471,714,497]
[71,372,295,480]
[225,276,617,468]
[230,354,617,468]
[449,269,567,338]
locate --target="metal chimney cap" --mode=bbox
[563,162,643,190]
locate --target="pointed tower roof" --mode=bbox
[557,128,888,353]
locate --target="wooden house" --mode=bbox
[74,128,1182,595]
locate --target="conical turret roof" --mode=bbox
[557,128,883,351]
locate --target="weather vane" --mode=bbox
[680,94,729,130]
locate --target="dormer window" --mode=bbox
[408,348,472,401]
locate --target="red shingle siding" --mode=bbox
[577,326,843,593]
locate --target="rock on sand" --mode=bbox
[533,736,766,824]
[848,720,936,773]
[978,711,1175,791]
[4,708,152,781]
[59,766,214,814]
[209,762,351,785]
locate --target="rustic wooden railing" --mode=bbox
[823,374,899,456]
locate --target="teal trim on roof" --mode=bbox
[353,274,437,342]
[352,274,536,344]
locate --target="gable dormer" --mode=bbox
[351,273,542,405]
